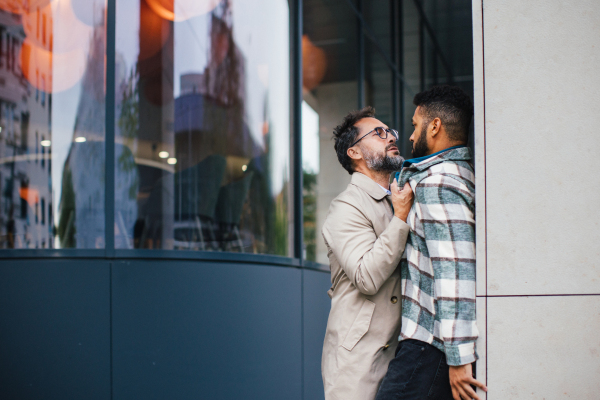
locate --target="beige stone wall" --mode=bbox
[473,0,600,397]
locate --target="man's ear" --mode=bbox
[429,117,442,138]
[347,146,362,161]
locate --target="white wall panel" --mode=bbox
[483,0,600,295]
[472,0,487,297]
[487,296,600,399]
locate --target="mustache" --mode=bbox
[386,143,398,151]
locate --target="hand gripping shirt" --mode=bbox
[394,146,478,366]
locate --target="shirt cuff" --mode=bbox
[444,342,478,366]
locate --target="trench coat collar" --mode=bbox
[350,172,389,201]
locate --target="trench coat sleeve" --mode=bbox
[323,197,410,295]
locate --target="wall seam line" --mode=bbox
[481,293,600,298]
[480,0,488,394]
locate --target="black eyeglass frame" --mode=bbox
[350,126,399,147]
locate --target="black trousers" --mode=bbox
[375,339,453,400]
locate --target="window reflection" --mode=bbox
[302,0,358,263]
[115,0,291,255]
[302,0,474,264]
[0,0,106,249]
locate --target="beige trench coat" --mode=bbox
[321,172,410,400]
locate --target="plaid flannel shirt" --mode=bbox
[395,146,478,366]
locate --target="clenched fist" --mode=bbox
[391,179,413,222]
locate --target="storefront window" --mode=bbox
[0,0,107,249]
[302,0,473,265]
[399,0,474,154]
[0,0,472,257]
[114,0,291,254]
[366,45,393,128]
[302,0,358,263]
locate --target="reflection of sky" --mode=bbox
[51,84,83,231]
[117,0,290,197]
[302,101,319,174]
[45,0,291,244]
[115,0,141,71]
[231,0,289,196]
[50,0,99,233]
[173,18,208,97]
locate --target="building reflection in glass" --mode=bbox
[0,0,106,249]
[115,0,291,255]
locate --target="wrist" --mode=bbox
[394,212,408,222]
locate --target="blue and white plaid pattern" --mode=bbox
[396,147,478,366]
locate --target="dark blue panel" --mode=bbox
[302,269,332,400]
[0,259,111,400]
[112,260,302,400]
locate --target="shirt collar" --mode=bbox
[378,184,392,196]
[395,146,472,185]
[401,145,467,170]
[350,172,389,200]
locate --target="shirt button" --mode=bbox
[383,344,390,350]
[391,296,398,304]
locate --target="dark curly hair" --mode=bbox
[413,85,473,143]
[332,106,375,174]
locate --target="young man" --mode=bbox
[321,107,414,400]
[376,86,488,400]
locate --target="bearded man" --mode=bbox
[376,85,487,400]
[321,107,414,400]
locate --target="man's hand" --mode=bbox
[391,180,413,222]
[449,363,487,400]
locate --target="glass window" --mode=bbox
[400,0,474,154]
[115,0,292,255]
[302,0,358,264]
[364,0,392,59]
[0,0,107,249]
[421,0,474,147]
[365,43,393,128]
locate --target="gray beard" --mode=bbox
[361,147,404,172]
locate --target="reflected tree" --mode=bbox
[303,171,317,261]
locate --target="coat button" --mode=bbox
[391,296,398,304]
[383,344,390,350]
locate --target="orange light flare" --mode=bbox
[20,39,87,93]
[302,35,327,91]
[138,0,171,62]
[144,0,220,22]
[19,187,40,208]
[19,0,92,92]
[0,0,52,16]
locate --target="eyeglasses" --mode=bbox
[350,126,399,147]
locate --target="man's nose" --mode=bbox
[387,135,395,143]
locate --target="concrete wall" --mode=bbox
[473,0,600,397]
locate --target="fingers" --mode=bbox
[456,385,472,400]
[455,387,467,400]
[467,377,488,392]
[462,383,480,400]
[454,380,485,400]
[451,386,461,400]
[391,178,399,192]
